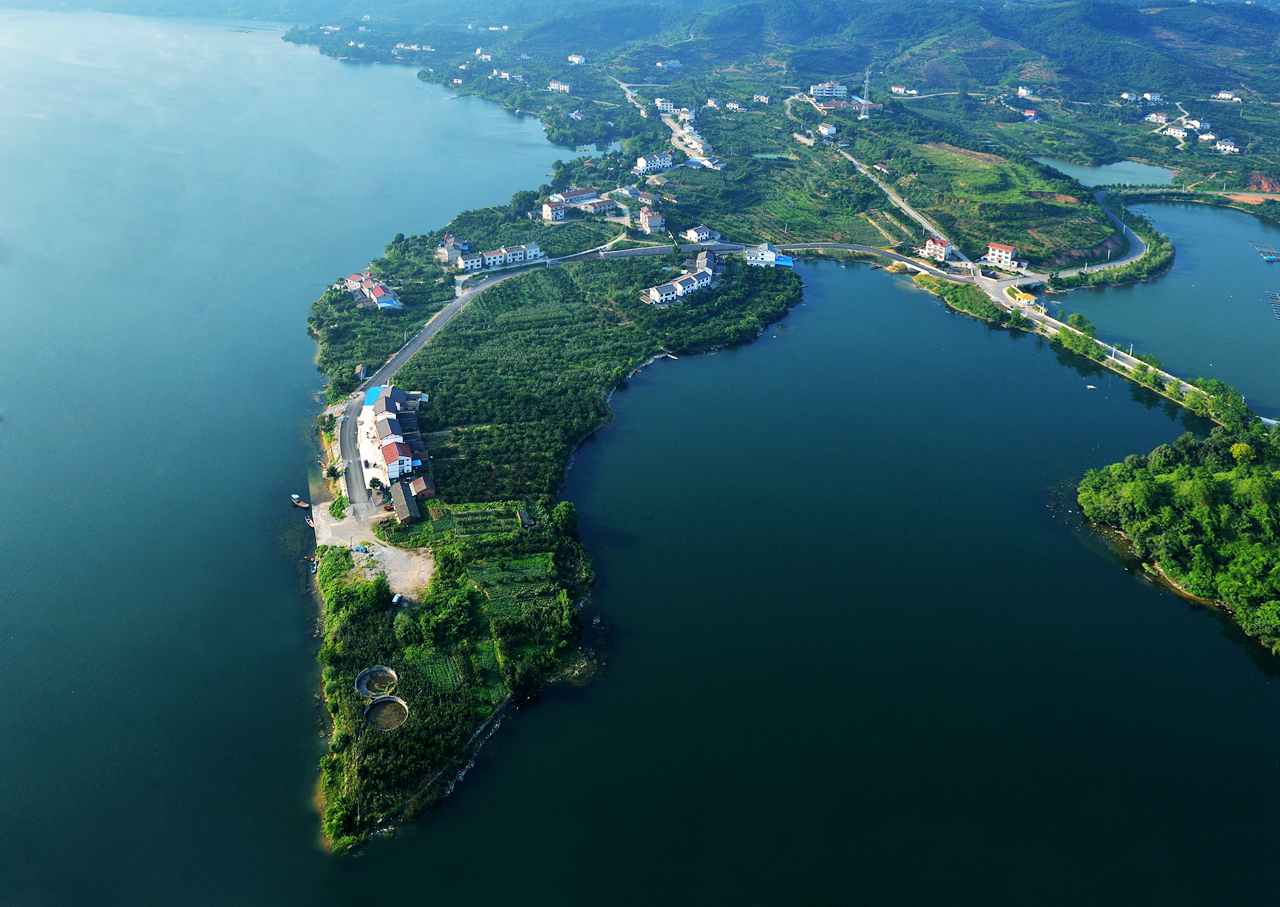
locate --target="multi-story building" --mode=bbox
[818,123,838,138]
[920,236,953,262]
[983,242,1018,269]
[745,243,794,268]
[1216,138,1240,154]
[809,81,848,99]
[547,79,571,93]
[567,53,585,65]
[654,97,675,114]
[455,251,483,271]
[633,151,674,175]
[682,225,719,243]
[638,206,665,235]
[541,201,567,222]
[752,94,770,104]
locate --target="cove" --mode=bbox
[1053,202,1280,418]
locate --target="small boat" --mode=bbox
[305,516,315,528]
[291,494,310,509]
[1086,384,1097,390]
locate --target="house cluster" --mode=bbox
[548,79,571,93]
[1214,90,1242,103]
[343,271,402,310]
[541,186,614,221]
[981,242,1020,271]
[435,233,543,271]
[1215,138,1240,154]
[633,150,674,175]
[890,84,919,97]
[917,235,954,263]
[745,243,794,268]
[357,384,428,493]
[644,266,713,305]
[567,53,585,65]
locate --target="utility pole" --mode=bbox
[859,66,871,121]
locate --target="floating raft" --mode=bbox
[1250,242,1279,263]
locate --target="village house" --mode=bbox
[344,272,401,310]
[357,385,423,490]
[551,187,598,205]
[1185,119,1203,130]
[656,59,682,70]
[567,53,585,65]
[705,98,719,109]
[1017,86,1032,98]
[1165,126,1187,140]
[982,242,1018,270]
[1022,109,1038,120]
[390,481,421,524]
[1216,138,1240,154]
[809,81,848,99]
[574,197,614,215]
[645,267,712,304]
[818,122,838,138]
[433,233,470,265]
[745,243,794,268]
[382,441,414,481]
[451,78,463,86]
[455,250,483,271]
[1145,112,1169,125]
[725,101,742,112]
[548,79,571,93]
[1198,132,1217,142]
[919,236,953,262]
[753,94,770,105]
[1215,90,1241,102]
[633,151,674,175]
[654,97,675,114]
[891,85,907,95]
[541,201,567,222]
[682,225,720,243]
[1120,91,1135,101]
[1142,91,1162,102]
[638,207,665,235]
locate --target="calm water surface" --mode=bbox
[3,14,1280,905]
[1037,156,1176,186]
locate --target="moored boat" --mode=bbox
[291,494,310,509]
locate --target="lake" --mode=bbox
[3,12,1280,905]
[1036,156,1176,187]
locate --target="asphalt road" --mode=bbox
[337,269,530,518]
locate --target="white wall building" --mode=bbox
[633,151,674,175]
[983,242,1018,269]
[809,81,848,99]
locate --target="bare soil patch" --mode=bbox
[923,142,1006,165]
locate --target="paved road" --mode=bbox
[337,269,530,518]
[1056,191,1149,278]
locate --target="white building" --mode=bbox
[1142,91,1162,102]
[647,281,679,304]
[542,201,566,222]
[1145,112,1169,125]
[682,225,720,243]
[983,242,1018,270]
[654,97,675,114]
[809,81,848,99]
[1016,86,1032,98]
[1165,126,1187,139]
[1216,139,1240,154]
[891,85,908,95]
[705,98,719,109]
[919,236,953,262]
[645,268,712,305]
[455,251,483,271]
[633,151,674,175]
[1185,119,1203,130]
[1120,91,1135,101]
[1198,132,1217,142]
[752,94,770,105]
[567,53,585,65]
[638,207,665,235]
[481,249,506,268]
[1215,90,1240,102]
[817,123,838,138]
[548,79,571,93]
[725,101,742,112]
[745,243,794,268]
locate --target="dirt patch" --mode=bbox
[1247,172,1280,193]
[1226,193,1270,205]
[1030,191,1081,204]
[922,142,1006,165]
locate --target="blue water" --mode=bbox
[1036,157,1176,187]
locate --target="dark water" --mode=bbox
[4,13,1280,906]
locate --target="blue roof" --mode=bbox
[363,386,385,407]
[775,255,794,268]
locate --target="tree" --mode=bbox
[1231,442,1256,465]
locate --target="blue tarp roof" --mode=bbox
[363,386,385,407]
[775,255,794,268]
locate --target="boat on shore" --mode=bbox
[291,494,310,509]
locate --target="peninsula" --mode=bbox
[292,0,1280,851]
